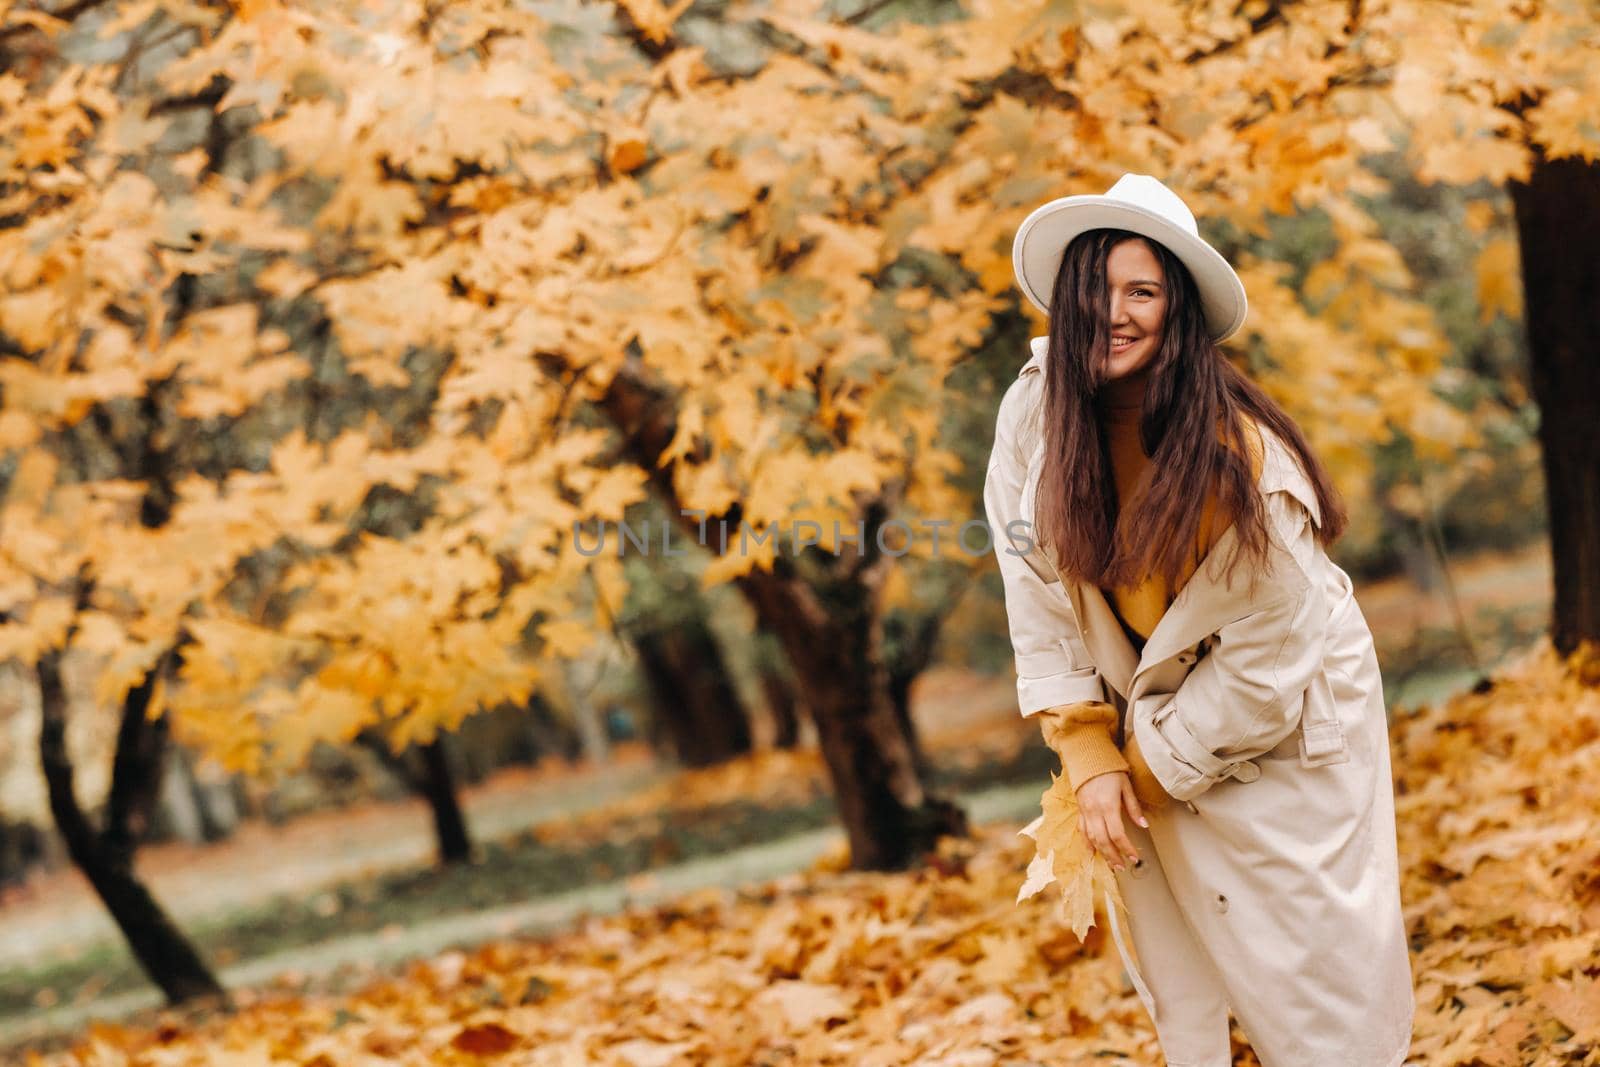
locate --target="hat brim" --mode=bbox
[1011,196,1248,343]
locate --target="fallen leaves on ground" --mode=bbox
[25,639,1600,1066]
[29,825,1162,1066]
[1395,638,1600,1066]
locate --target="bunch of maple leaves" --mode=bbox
[21,637,1597,1066]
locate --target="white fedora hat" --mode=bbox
[1011,173,1248,342]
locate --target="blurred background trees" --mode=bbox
[0,0,1593,1008]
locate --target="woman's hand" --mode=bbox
[1076,770,1147,872]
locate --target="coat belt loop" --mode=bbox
[1297,672,1350,766]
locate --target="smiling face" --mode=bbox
[1104,238,1169,379]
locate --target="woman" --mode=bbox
[984,174,1414,1067]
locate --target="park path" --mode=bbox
[0,750,675,969]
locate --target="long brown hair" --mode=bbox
[1033,228,1347,596]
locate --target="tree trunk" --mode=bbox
[192,763,241,843]
[759,662,803,750]
[1378,502,1443,592]
[165,750,241,845]
[37,651,225,1005]
[886,666,928,782]
[736,568,969,870]
[156,747,206,845]
[632,617,753,767]
[1508,152,1600,653]
[885,609,954,782]
[564,658,612,765]
[102,663,169,863]
[598,363,969,870]
[524,693,584,764]
[0,815,46,889]
[417,739,474,865]
[356,731,475,865]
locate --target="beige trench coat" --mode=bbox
[986,338,1414,1067]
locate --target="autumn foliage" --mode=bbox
[4,0,1596,780]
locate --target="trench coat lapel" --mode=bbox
[1127,427,1324,695]
[1126,524,1247,691]
[1076,584,1140,701]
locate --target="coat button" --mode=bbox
[1214,893,1229,914]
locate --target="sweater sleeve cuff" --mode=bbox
[1037,704,1130,793]
[1057,721,1132,792]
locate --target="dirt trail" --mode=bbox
[0,751,671,968]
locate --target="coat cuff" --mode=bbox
[1018,663,1106,717]
[1130,693,1263,802]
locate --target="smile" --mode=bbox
[1112,336,1138,349]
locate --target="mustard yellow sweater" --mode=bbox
[1039,365,1265,805]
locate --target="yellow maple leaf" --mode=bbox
[1016,770,1127,942]
[1475,237,1522,325]
[609,137,650,175]
[537,618,594,659]
[580,466,650,523]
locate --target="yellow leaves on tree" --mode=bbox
[1475,236,1523,325]
[3,0,1596,787]
[1525,85,1600,164]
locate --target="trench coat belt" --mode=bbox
[1103,886,1157,1012]
[1193,714,1347,765]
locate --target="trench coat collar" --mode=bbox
[1015,336,1322,701]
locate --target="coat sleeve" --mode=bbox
[1131,489,1329,802]
[982,376,1108,718]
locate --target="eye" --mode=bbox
[1133,287,1154,297]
